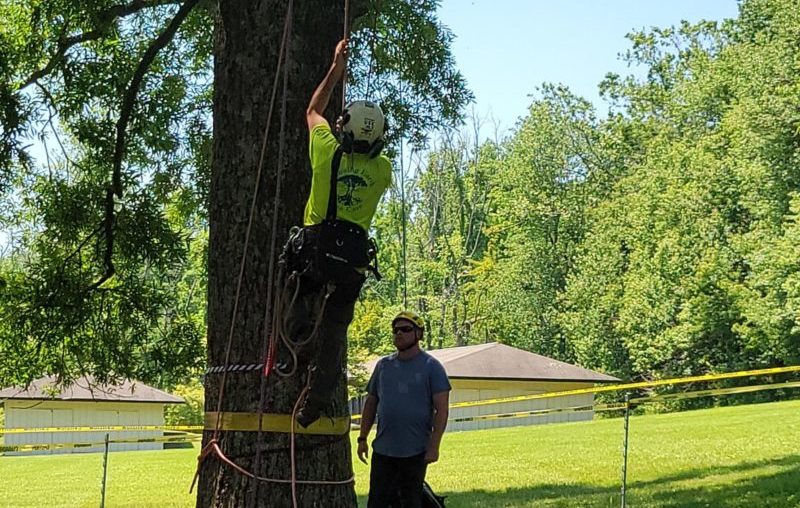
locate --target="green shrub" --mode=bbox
[164,379,204,426]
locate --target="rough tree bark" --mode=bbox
[198,1,359,506]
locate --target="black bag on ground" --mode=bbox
[422,481,446,508]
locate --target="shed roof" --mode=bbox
[365,342,619,383]
[0,376,184,404]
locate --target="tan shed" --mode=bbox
[362,342,619,432]
[0,376,184,455]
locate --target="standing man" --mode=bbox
[289,38,393,427]
[357,311,451,507]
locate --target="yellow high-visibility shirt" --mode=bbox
[303,124,391,232]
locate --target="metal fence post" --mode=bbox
[100,433,110,508]
[621,393,630,508]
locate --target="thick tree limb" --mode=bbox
[90,0,200,290]
[112,0,200,197]
[87,187,117,292]
[20,0,182,89]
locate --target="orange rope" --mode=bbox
[190,375,354,499]
[194,0,295,495]
[190,375,354,501]
[191,439,354,491]
[249,1,295,502]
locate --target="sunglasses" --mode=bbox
[392,325,414,334]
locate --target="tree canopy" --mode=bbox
[351,0,800,393]
[0,0,470,387]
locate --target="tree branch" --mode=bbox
[90,0,200,291]
[20,0,182,89]
[33,81,89,176]
[112,0,200,197]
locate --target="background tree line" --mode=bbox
[352,0,800,394]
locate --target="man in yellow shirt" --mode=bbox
[287,39,391,427]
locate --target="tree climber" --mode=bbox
[282,38,392,427]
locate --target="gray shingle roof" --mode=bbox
[365,342,619,383]
[0,375,184,404]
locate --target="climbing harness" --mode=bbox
[283,147,381,286]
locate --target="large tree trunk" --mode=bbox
[198,1,355,506]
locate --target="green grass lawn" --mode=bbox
[1,400,798,507]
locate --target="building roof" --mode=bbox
[0,375,184,404]
[364,342,619,383]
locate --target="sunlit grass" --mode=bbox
[1,399,798,507]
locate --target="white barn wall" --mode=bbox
[4,401,165,455]
[447,379,595,432]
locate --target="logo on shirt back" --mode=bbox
[337,174,368,207]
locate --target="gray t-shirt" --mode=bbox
[366,350,451,458]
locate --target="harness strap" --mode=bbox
[325,147,345,222]
[368,238,382,281]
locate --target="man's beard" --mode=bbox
[397,338,419,352]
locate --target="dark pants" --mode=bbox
[368,452,428,508]
[283,270,364,412]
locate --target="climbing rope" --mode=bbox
[199,0,294,452]
[399,83,408,308]
[364,0,382,101]
[341,0,350,111]
[275,280,332,378]
[210,0,294,439]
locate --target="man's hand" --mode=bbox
[357,439,369,464]
[306,38,349,131]
[424,445,439,464]
[333,38,348,69]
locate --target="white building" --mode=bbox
[0,376,184,455]
[361,342,619,432]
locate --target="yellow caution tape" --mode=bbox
[630,380,800,403]
[449,402,628,424]
[1,434,201,454]
[204,411,350,436]
[442,380,800,425]
[447,365,800,410]
[6,366,798,434]
[350,366,800,422]
[1,425,203,436]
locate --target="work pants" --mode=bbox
[283,271,363,414]
[367,452,428,508]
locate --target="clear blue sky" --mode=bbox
[436,0,741,132]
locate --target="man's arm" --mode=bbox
[357,393,378,464]
[306,39,348,132]
[425,390,449,463]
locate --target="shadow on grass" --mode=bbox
[636,454,800,508]
[163,441,195,449]
[357,454,800,507]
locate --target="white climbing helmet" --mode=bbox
[341,100,385,146]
